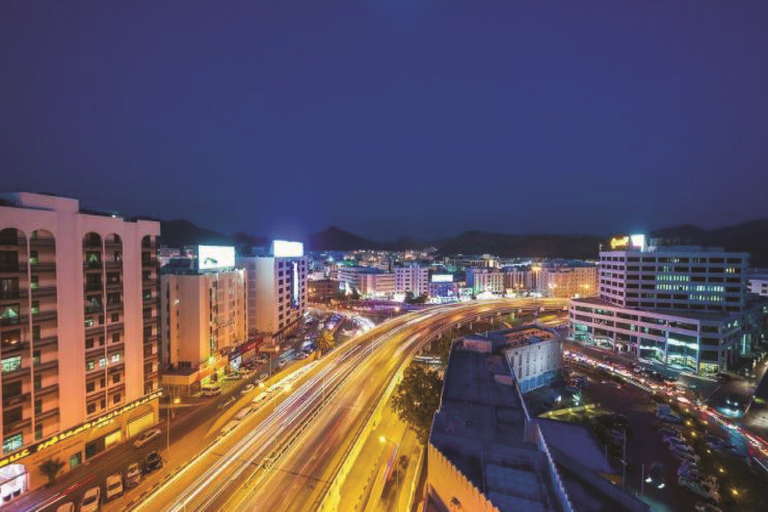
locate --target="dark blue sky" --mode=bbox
[2,0,767,241]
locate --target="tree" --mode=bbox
[390,363,443,444]
[38,458,65,487]
[317,330,335,355]
[437,335,453,366]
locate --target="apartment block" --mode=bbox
[394,264,430,298]
[0,193,160,501]
[160,250,247,396]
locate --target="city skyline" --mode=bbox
[3,0,768,240]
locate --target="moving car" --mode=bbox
[105,473,123,500]
[695,503,722,512]
[218,396,236,409]
[55,503,75,512]
[80,487,101,512]
[125,462,142,488]
[133,428,162,448]
[240,383,254,395]
[201,385,221,397]
[645,462,665,489]
[144,451,163,474]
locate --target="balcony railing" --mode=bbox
[0,264,21,273]
[0,290,25,300]
[31,287,57,298]
[33,335,58,348]
[34,360,58,372]
[3,392,31,408]
[36,407,60,421]
[30,262,56,272]
[2,417,32,432]
[36,383,59,397]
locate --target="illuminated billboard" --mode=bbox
[272,240,304,258]
[291,261,300,309]
[198,245,235,270]
[609,234,646,251]
[431,274,454,283]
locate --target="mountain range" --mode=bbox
[159,219,768,266]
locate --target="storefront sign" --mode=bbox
[0,391,162,469]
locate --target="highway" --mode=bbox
[128,299,566,512]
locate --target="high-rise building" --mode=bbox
[0,193,160,500]
[160,246,247,396]
[569,235,768,374]
[237,241,307,350]
[394,263,430,298]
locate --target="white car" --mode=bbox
[125,462,142,488]
[80,486,101,512]
[133,428,162,448]
[105,473,123,500]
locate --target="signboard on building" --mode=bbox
[431,274,453,283]
[198,245,235,270]
[272,240,304,258]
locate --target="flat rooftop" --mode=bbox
[431,343,565,512]
[570,296,754,322]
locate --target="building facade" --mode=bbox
[750,275,768,297]
[569,238,767,374]
[237,241,307,350]
[160,264,247,395]
[0,193,160,501]
[394,264,430,298]
[539,264,598,299]
[336,266,395,298]
[466,268,505,295]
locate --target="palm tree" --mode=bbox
[317,330,335,355]
[38,458,65,487]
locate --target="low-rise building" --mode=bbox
[427,337,649,512]
[336,266,395,298]
[466,268,505,295]
[307,278,340,303]
[394,263,430,298]
[750,274,768,297]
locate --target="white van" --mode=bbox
[201,385,221,397]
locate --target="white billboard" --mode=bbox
[272,240,304,258]
[431,274,454,283]
[198,245,235,270]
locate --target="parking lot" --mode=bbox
[564,362,768,512]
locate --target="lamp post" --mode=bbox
[379,436,400,512]
[167,393,180,456]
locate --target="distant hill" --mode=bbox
[436,231,602,259]
[307,226,381,251]
[158,218,768,265]
[159,219,232,247]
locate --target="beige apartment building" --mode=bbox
[160,265,247,396]
[0,193,160,503]
[540,264,598,299]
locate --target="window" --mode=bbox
[0,304,20,326]
[2,434,23,454]
[3,407,22,427]
[34,374,41,391]
[85,318,94,328]
[34,399,42,414]
[113,393,121,405]
[35,423,43,441]
[0,251,19,272]
[112,373,120,384]
[86,360,95,371]
[86,381,96,393]
[99,357,107,368]
[32,325,40,341]
[1,381,21,397]
[87,403,96,415]
[31,300,39,316]
[1,356,22,373]
[32,350,40,366]
[0,277,19,299]
[111,313,119,322]
[110,353,121,363]
[1,329,21,349]
[112,333,121,343]
[29,250,38,265]
[85,338,94,349]
[30,275,39,290]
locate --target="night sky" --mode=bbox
[2,0,767,241]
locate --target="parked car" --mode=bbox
[125,462,142,488]
[133,428,162,448]
[201,385,221,397]
[55,503,75,512]
[645,462,665,489]
[216,396,235,411]
[695,503,722,512]
[679,477,721,503]
[105,473,123,501]
[240,383,254,395]
[144,451,163,473]
[80,487,101,512]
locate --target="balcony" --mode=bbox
[32,335,57,348]
[108,361,125,373]
[144,370,159,380]
[3,392,31,408]
[3,417,32,432]
[84,282,103,292]
[0,290,25,300]
[36,383,59,397]
[106,281,122,290]
[34,360,58,373]
[107,322,124,333]
[31,287,57,298]
[30,262,56,273]
[36,407,60,422]
[0,236,24,247]
[143,315,156,326]
[1,366,30,380]
[106,302,123,312]
[83,260,103,270]
[105,261,123,270]
[86,343,106,355]
[1,341,29,354]
[84,305,103,315]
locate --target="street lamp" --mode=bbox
[167,393,181,455]
[379,436,400,512]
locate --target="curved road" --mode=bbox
[128,299,566,512]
